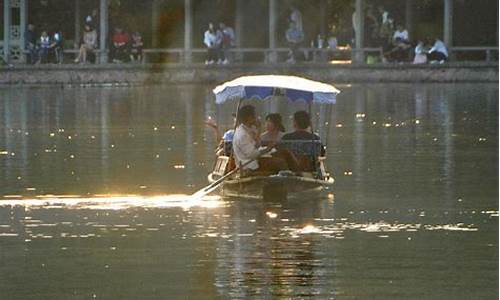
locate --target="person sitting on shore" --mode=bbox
[129,31,144,63]
[38,31,52,64]
[428,38,448,64]
[260,113,285,147]
[74,24,97,64]
[413,40,428,64]
[388,24,411,62]
[51,30,64,64]
[110,27,130,63]
[233,105,299,174]
[204,23,218,65]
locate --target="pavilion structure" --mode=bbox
[0,0,462,64]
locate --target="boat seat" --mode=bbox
[223,141,233,156]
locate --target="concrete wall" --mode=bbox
[0,63,497,85]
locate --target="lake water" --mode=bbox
[0,83,498,299]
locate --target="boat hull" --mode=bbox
[209,173,333,200]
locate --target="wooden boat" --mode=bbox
[208,155,334,200]
[206,75,339,200]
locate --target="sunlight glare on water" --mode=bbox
[0,194,223,210]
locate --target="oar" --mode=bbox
[191,147,273,199]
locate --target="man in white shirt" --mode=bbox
[233,105,261,171]
[393,25,409,43]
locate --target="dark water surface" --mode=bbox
[0,83,498,299]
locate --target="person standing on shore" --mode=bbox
[377,5,394,55]
[215,25,224,64]
[286,22,304,63]
[204,23,218,65]
[25,24,38,65]
[289,6,303,33]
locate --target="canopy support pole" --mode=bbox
[232,98,243,177]
[308,103,317,174]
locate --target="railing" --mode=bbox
[141,47,383,64]
[8,43,498,64]
[449,47,499,62]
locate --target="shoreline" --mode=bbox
[0,62,497,85]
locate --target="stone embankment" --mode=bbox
[0,62,497,85]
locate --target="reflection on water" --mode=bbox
[0,194,223,210]
[0,84,498,299]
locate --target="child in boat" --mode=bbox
[205,117,234,156]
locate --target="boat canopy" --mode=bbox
[213,75,340,104]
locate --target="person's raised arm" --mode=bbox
[205,118,221,142]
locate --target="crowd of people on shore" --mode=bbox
[19,4,450,66]
[72,18,144,65]
[25,23,64,64]
[24,9,144,65]
[356,4,449,64]
[201,4,450,65]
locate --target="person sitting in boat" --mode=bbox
[260,113,286,147]
[205,117,234,156]
[280,110,325,171]
[233,105,299,174]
